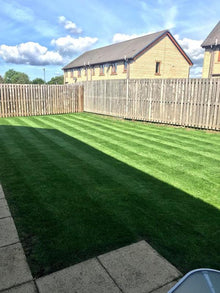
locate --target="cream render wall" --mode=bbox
[202,50,211,78]
[64,35,191,83]
[130,35,190,79]
[202,49,220,78]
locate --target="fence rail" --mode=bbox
[84,78,220,130]
[0,84,83,118]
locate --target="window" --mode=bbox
[78,68,81,77]
[92,67,95,76]
[155,61,161,75]
[124,61,128,72]
[70,70,73,78]
[218,50,220,62]
[85,68,87,76]
[100,64,104,75]
[111,63,117,74]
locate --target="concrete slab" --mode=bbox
[0,243,33,291]
[151,281,177,293]
[36,258,121,293]
[1,282,37,293]
[0,184,5,199]
[0,217,19,247]
[98,240,181,293]
[0,198,11,219]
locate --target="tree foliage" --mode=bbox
[47,75,64,85]
[2,70,64,85]
[32,78,45,84]
[4,69,30,84]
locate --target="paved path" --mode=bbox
[0,184,181,293]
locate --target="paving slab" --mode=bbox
[98,240,181,293]
[0,184,5,199]
[36,258,121,293]
[1,281,38,293]
[151,281,177,293]
[0,243,33,291]
[0,217,19,247]
[0,198,11,219]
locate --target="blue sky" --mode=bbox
[0,0,219,81]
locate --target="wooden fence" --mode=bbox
[1,79,220,130]
[0,84,83,118]
[84,78,220,130]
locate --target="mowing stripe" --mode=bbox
[56,115,220,187]
[78,113,220,146]
[32,115,219,207]
[49,115,220,178]
[71,114,220,155]
[63,115,220,162]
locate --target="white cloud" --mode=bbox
[190,66,203,78]
[174,34,204,77]
[0,42,63,66]
[58,16,82,34]
[175,35,204,61]
[51,35,98,56]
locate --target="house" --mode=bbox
[63,30,193,83]
[201,21,220,78]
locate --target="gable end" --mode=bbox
[133,32,193,66]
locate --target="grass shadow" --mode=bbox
[0,124,219,277]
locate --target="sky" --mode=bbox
[0,0,219,81]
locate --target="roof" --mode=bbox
[63,30,192,69]
[201,21,220,48]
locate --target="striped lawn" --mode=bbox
[0,113,219,277]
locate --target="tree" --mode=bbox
[47,75,64,85]
[4,69,30,84]
[32,78,45,84]
[0,75,4,83]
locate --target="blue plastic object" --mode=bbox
[168,268,220,293]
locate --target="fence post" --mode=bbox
[126,78,129,117]
[78,85,84,112]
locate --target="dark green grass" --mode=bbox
[0,113,219,277]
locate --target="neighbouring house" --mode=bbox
[201,21,220,78]
[63,30,193,83]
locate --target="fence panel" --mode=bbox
[84,78,220,130]
[0,84,83,118]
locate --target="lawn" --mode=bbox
[0,113,219,277]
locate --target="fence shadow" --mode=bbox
[0,124,219,277]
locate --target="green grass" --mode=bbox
[0,113,219,277]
